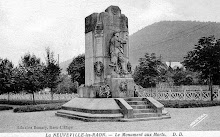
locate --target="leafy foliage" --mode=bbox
[133,53,168,88]
[0,106,13,111]
[13,103,64,113]
[43,48,61,99]
[56,74,78,94]
[0,59,14,96]
[67,54,85,86]
[182,35,220,100]
[18,53,45,104]
[12,67,24,93]
[0,99,67,105]
[159,100,220,108]
[183,36,220,82]
[171,67,196,86]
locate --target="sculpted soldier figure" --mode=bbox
[109,31,128,75]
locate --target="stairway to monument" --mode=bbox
[122,97,171,121]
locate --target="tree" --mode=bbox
[67,54,85,86]
[12,67,24,93]
[43,47,61,100]
[19,53,45,104]
[0,58,14,101]
[56,74,77,94]
[171,67,195,86]
[182,35,220,101]
[133,53,167,88]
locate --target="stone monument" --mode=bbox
[81,5,135,98]
[56,6,170,121]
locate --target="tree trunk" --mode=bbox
[208,75,213,101]
[32,91,35,105]
[51,88,53,100]
[210,77,213,101]
[7,91,10,103]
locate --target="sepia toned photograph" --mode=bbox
[0,0,220,136]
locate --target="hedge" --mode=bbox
[0,106,13,111]
[159,100,220,108]
[13,103,64,113]
[0,100,68,105]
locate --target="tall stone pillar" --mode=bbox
[80,5,135,98]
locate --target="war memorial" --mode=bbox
[56,5,170,122]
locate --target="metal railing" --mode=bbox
[138,85,220,101]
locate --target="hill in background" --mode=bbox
[59,58,73,74]
[59,21,220,73]
[129,21,220,67]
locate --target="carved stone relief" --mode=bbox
[99,84,111,98]
[94,61,104,77]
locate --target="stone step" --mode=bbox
[133,113,161,118]
[56,112,171,122]
[55,112,121,122]
[56,110,123,119]
[120,115,171,122]
[124,97,148,102]
[131,105,153,109]
[126,101,149,105]
[162,109,169,115]
[62,106,121,114]
[133,109,157,113]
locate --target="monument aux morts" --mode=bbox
[56,6,170,121]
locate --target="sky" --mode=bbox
[0,0,220,66]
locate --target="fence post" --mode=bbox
[183,89,186,100]
[200,88,202,101]
[218,89,220,101]
[150,88,153,98]
[169,89,171,100]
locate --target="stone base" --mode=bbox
[78,86,99,98]
[55,97,171,122]
[78,77,136,98]
[56,98,126,122]
[107,77,135,98]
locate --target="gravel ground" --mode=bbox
[0,106,220,132]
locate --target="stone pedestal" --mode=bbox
[78,77,136,98]
[107,78,135,98]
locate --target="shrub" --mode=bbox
[0,106,13,111]
[0,100,67,105]
[159,100,220,108]
[13,103,64,113]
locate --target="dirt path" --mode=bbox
[0,106,220,132]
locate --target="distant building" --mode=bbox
[165,61,183,69]
[38,88,50,94]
